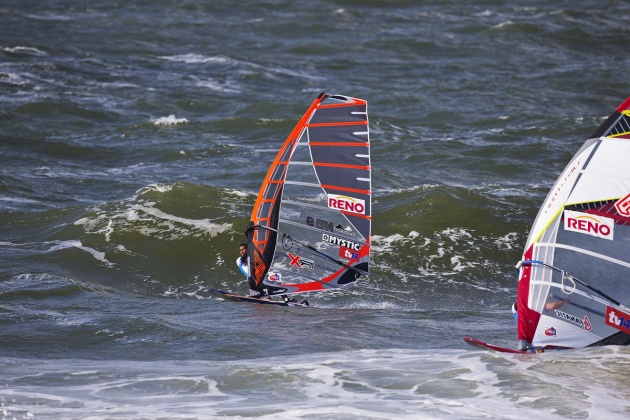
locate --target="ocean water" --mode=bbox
[1,0,630,418]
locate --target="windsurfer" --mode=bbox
[236,243,248,277]
[512,302,518,321]
[237,243,269,297]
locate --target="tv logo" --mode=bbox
[339,246,359,261]
[605,306,630,332]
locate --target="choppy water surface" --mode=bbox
[2,1,630,418]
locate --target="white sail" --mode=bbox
[516,97,630,350]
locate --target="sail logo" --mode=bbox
[544,163,580,214]
[263,287,287,295]
[268,272,282,282]
[584,316,592,331]
[287,253,315,269]
[339,246,359,261]
[334,224,354,236]
[306,216,354,236]
[563,210,614,240]
[322,234,361,251]
[328,194,365,215]
[306,216,334,232]
[544,327,557,337]
[554,310,592,330]
[605,306,630,333]
[615,193,630,217]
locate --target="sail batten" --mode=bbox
[536,242,630,268]
[246,93,371,297]
[309,142,369,147]
[306,121,367,127]
[284,180,321,187]
[313,162,370,170]
[320,184,370,194]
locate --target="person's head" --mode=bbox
[239,243,247,256]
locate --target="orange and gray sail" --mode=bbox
[246,93,370,296]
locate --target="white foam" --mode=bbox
[129,204,231,238]
[494,232,520,250]
[137,184,174,194]
[76,193,232,244]
[47,240,114,267]
[25,12,71,21]
[1,45,47,55]
[151,115,188,126]
[225,188,252,198]
[338,300,399,310]
[0,348,628,419]
[157,53,231,64]
[376,183,442,195]
[0,195,38,204]
[194,78,241,94]
[0,72,28,87]
[493,20,514,29]
[371,232,420,253]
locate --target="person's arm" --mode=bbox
[545,298,569,311]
